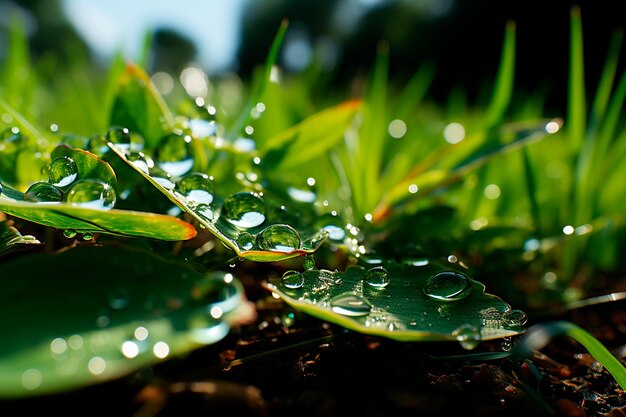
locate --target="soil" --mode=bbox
[1,271,625,417]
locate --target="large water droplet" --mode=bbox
[24,182,63,202]
[48,156,78,187]
[127,151,154,174]
[502,309,528,327]
[175,172,214,206]
[330,293,372,317]
[452,324,481,350]
[155,132,194,177]
[423,271,472,302]
[236,232,254,250]
[222,192,266,228]
[365,266,390,288]
[65,179,116,210]
[281,270,304,289]
[106,126,143,152]
[256,224,301,252]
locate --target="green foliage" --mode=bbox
[0,220,41,257]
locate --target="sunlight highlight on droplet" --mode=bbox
[121,341,140,359]
[50,338,68,355]
[88,357,106,375]
[134,326,149,341]
[562,225,575,235]
[307,177,316,186]
[408,184,418,194]
[210,306,223,319]
[484,184,501,199]
[545,120,561,134]
[443,122,465,144]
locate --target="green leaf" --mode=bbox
[109,63,174,148]
[0,195,196,241]
[265,261,525,343]
[108,143,327,261]
[260,100,362,170]
[0,220,42,257]
[0,245,248,398]
[485,20,516,129]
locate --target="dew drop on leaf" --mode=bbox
[452,324,481,350]
[63,229,77,239]
[155,132,194,177]
[281,270,304,289]
[236,232,254,250]
[364,266,390,288]
[256,224,301,252]
[48,156,78,187]
[175,172,214,206]
[330,293,372,317]
[303,254,316,270]
[222,192,266,228]
[127,151,154,174]
[87,134,109,156]
[195,203,214,221]
[82,232,93,241]
[24,182,63,202]
[423,271,472,302]
[106,126,143,152]
[65,179,116,210]
[501,309,528,327]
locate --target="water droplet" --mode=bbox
[222,192,266,228]
[24,182,63,202]
[453,324,481,350]
[364,266,390,288]
[236,232,254,250]
[106,126,143,152]
[175,172,214,206]
[501,336,513,351]
[315,214,346,242]
[330,293,372,317]
[194,203,214,222]
[87,134,109,156]
[256,224,301,252]
[303,254,316,270]
[423,271,472,302]
[82,232,93,241]
[63,229,77,239]
[502,309,528,327]
[281,270,304,289]
[155,132,194,177]
[127,151,154,174]
[48,156,78,187]
[65,179,116,209]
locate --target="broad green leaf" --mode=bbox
[109,63,174,148]
[0,195,196,241]
[0,220,41,257]
[0,245,249,398]
[265,261,525,343]
[108,143,327,262]
[260,100,362,170]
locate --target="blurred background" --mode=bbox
[1,0,622,113]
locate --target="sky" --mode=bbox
[62,0,249,74]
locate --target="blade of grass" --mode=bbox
[485,20,516,129]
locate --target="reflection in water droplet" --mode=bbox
[156,133,194,177]
[127,151,154,174]
[453,324,481,350]
[303,254,316,270]
[236,232,254,250]
[175,172,214,206]
[423,271,472,302]
[287,187,316,203]
[65,179,116,209]
[88,134,109,156]
[330,293,372,317]
[24,182,63,202]
[195,203,214,221]
[256,224,301,252]
[82,232,93,241]
[222,192,266,228]
[63,229,77,239]
[188,314,230,344]
[281,270,304,289]
[365,266,390,288]
[48,156,78,187]
[502,309,528,327]
[315,214,346,242]
[106,126,136,151]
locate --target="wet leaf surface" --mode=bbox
[0,245,249,398]
[0,220,41,257]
